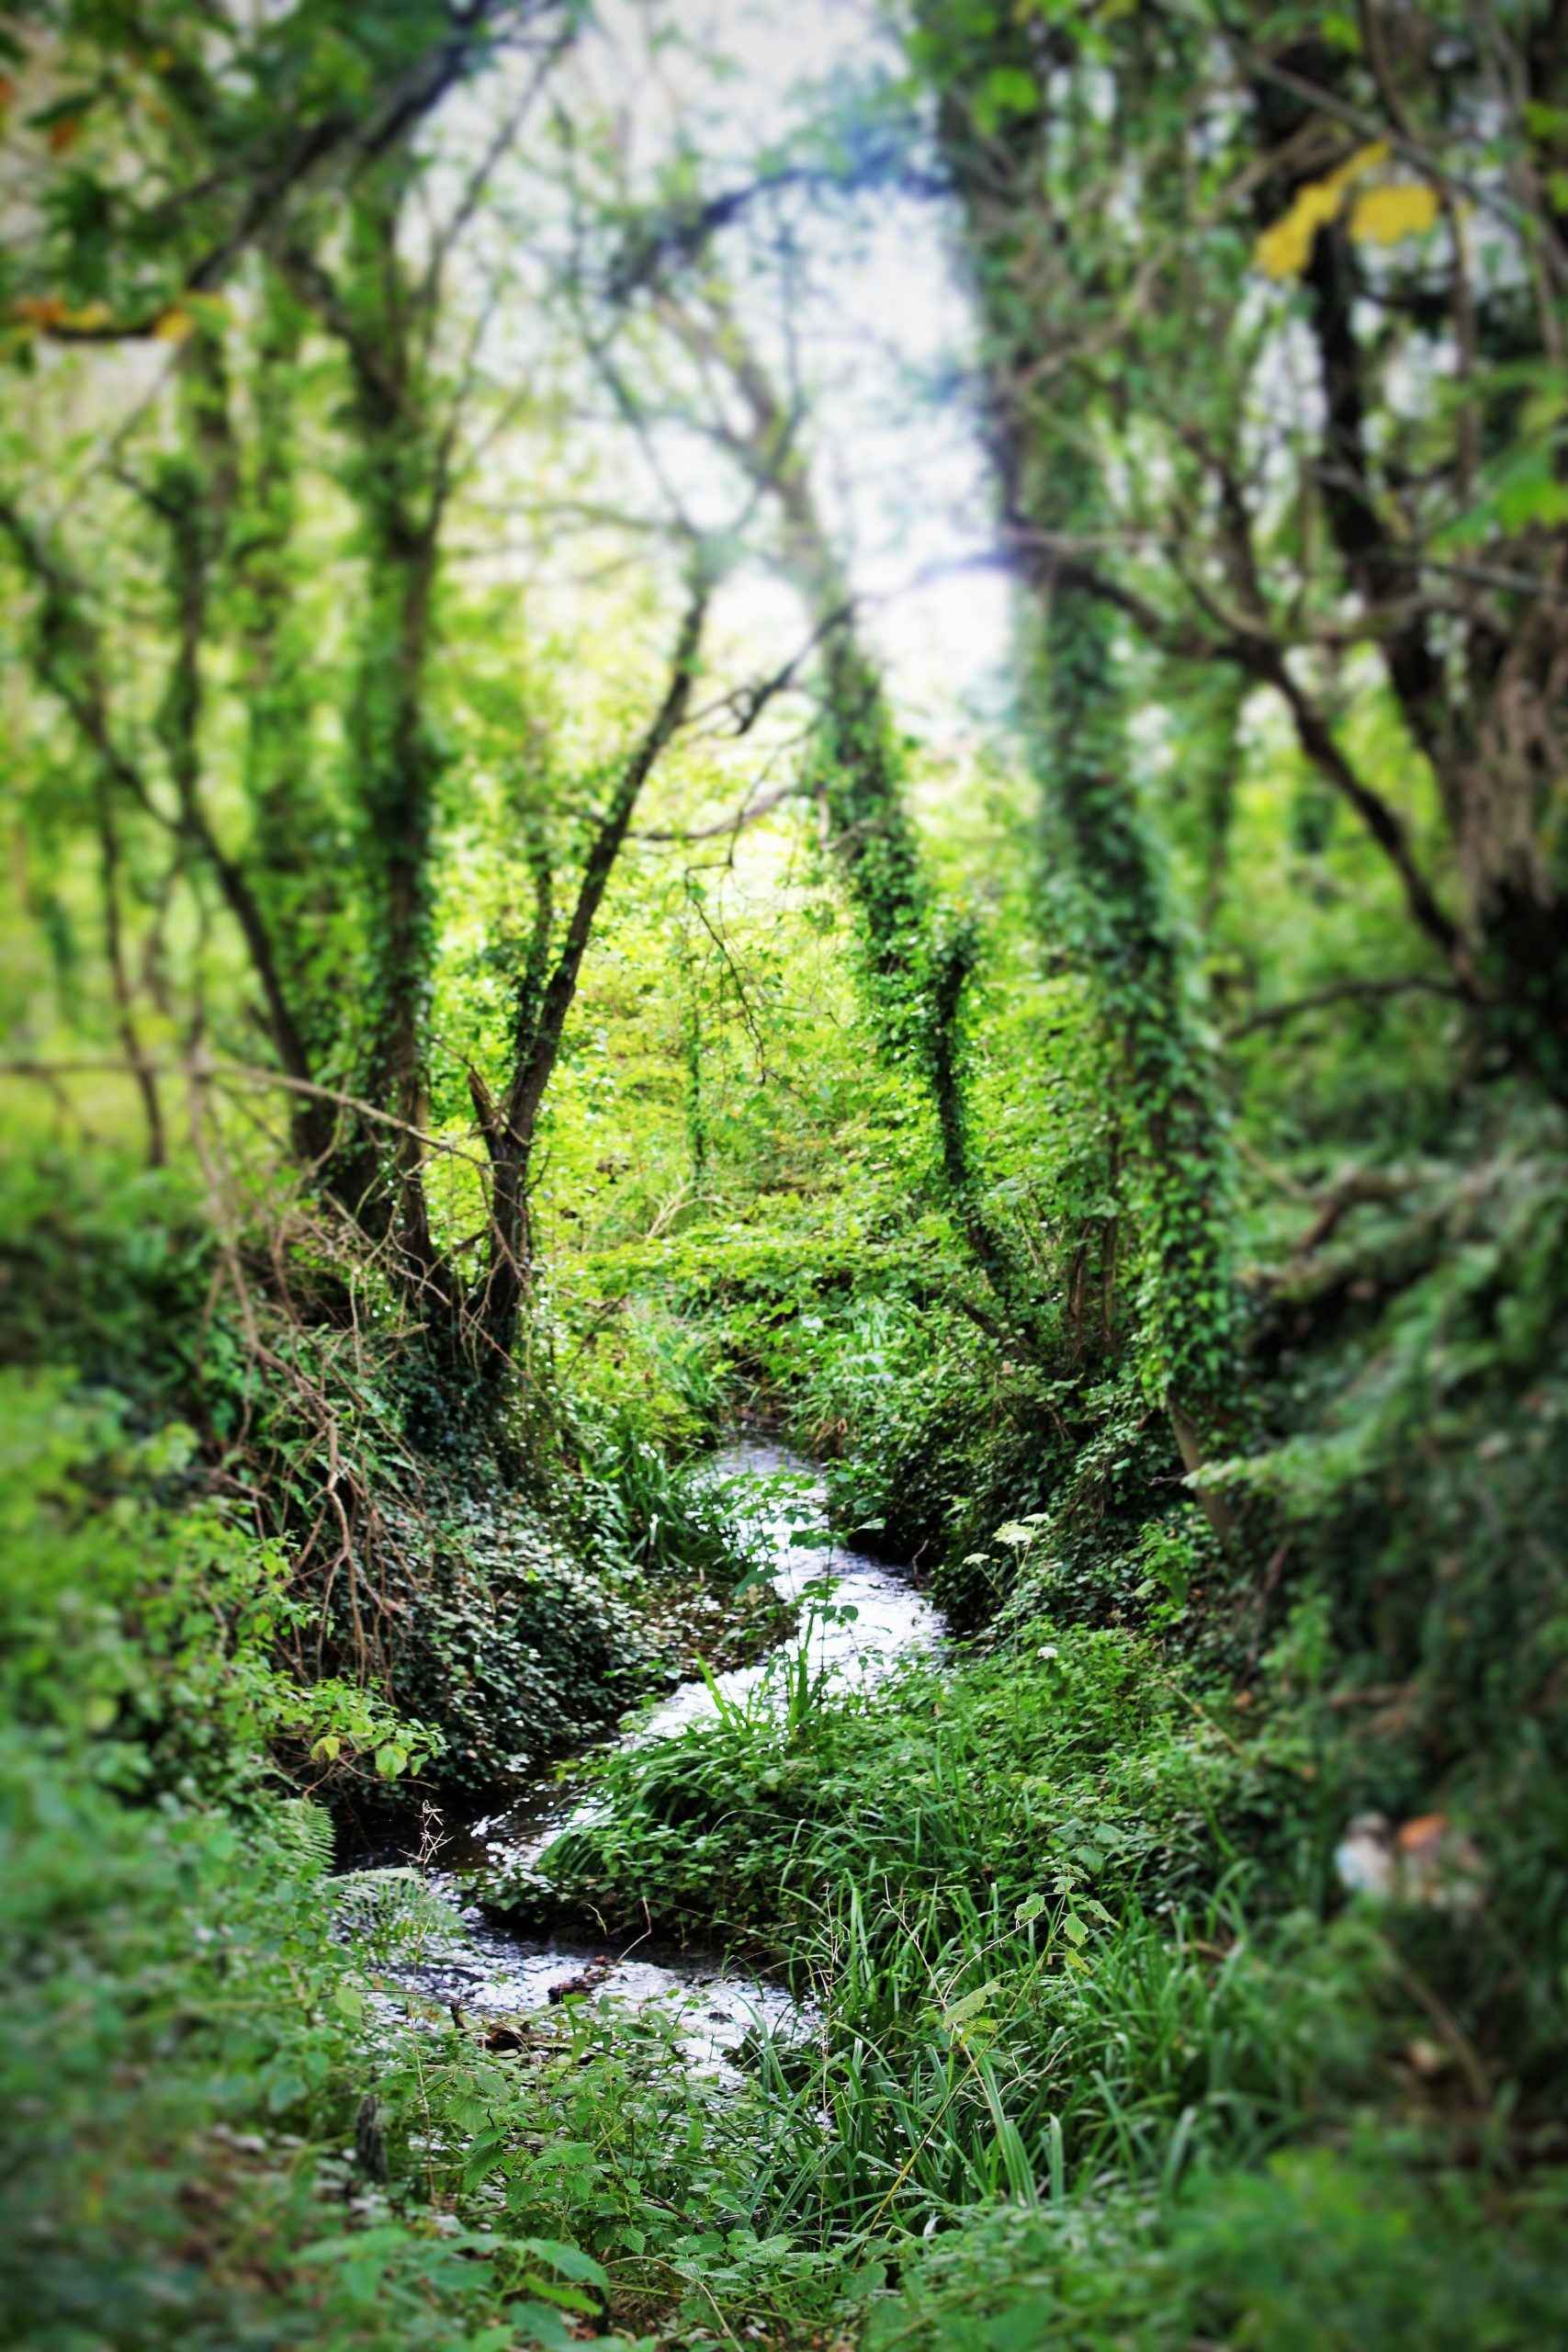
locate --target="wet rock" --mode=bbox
[547,1957,613,2003]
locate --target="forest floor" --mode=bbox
[8,1402,1568,2352]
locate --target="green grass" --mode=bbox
[9,1362,1567,2350]
[489,1619,1398,2242]
[491,1619,1305,1947]
[865,2147,1568,2350]
[458,1595,1568,2342]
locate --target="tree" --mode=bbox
[1,0,723,1408]
[649,296,1033,1333]
[907,0,1568,1098]
[911,3,1247,1521]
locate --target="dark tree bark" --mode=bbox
[914,6,1247,1533]
[467,586,711,1367]
[664,307,1033,1331]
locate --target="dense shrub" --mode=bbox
[871,2149,1568,2351]
[493,1619,1311,1945]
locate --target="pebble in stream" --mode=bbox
[352,1446,943,2071]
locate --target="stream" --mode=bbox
[362,1444,943,2067]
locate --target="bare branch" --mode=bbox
[634,774,801,844]
[1245,643,1469,979]
[1227,974,1464,1038]
[501,582,712,1151]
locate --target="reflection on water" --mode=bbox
[365,1442,942,2068]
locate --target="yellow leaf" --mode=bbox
[1255,181,1343,279]
[1349,180,1441,245]
[153,306,194,341]
[1327,141,1390,194]
[1253,143,1391,280]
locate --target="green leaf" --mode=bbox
[984,65,1039,115]
[515,2239,609,2291]
[508,2301,575,2349]
[463,2129,513,2190]
[942,1978,1001,2029]
[520,2277,602,2313]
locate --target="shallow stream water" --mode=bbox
[366,1444,943,2067]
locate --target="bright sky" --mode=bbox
[585,0,1016,738]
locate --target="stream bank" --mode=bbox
[358,1443,943,2066]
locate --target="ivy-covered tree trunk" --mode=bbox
[684,312,1030,1329]
[332,180,451,1301]
[1249,50,1568,1099]
[233,272,345,1168]
[916,6,1246,1532]
[1029,504,1242,1526]
[811,624,1025,1320]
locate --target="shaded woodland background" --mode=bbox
[3,2,1568,2346]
